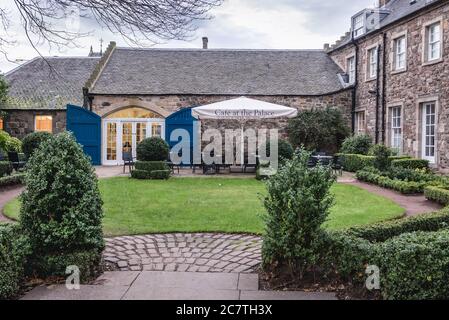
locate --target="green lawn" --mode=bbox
[3,177,404,237]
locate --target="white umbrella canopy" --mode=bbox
[191,97,298,120]
[192,97,298,168]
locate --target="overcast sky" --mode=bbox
[0,0,376,73]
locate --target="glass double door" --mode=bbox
[103,120,164,165]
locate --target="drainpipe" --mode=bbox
[381,32,387,144]
[351,40,360,134]
[82,87,89,110]
[375,43,382,144]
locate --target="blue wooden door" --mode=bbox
[66,104,102,165]
[165,107,197,166]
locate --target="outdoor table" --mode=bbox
[311,155,333,166]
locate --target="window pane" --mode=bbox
[107,123,117,161]
[152,124,162,137]
[35,116,53,133]
[106,107,162,119]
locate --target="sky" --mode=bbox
[0,0,376,73]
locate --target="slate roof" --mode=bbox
[3,57,100,110]
[329,0,443,52]
[90,48,346,96]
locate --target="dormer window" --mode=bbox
[353,14,365,38]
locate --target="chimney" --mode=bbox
[378,0,392,7]
[323,43,330,51]
[202,37,208,49]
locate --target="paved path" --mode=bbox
[342,180,442,216]
[22,271,336,300]
[104,233,262,273]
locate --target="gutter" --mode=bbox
[375,42,382,144]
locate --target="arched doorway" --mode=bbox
[102,107,165,165]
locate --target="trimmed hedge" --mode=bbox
[392,158,429,170]
[136,137,169,161]
[135,161,169,172]
[131,169,151,180]
[325,208,449,299]
[0,161,12,177]
[27,249,103,282]
[150,170,171,180]
[356,169,427,194]
[0,173,25,188]
[0,224,31,300]
[425,186,449,206]
[338,154,410,172]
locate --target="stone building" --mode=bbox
[327,0,449,169]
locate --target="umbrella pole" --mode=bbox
[241,124,244,172]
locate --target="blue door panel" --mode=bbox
[165,107,197,166]
[66,104,102,165]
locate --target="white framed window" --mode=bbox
[422,102,436,163]
[353,14,365,38]
[347,56,356,84]
[390,106,402,153]
[35,115,53,133]
[393,36,406,70]
[426,22,442,62]
[367,47,378,79]
[355,111,366,135]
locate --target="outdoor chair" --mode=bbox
[307,157,318,168]
[122,151,135,173]
[332,155,343,176]
[8,152,26,171]
[166,153,180,175]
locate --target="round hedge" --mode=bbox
[21,131,52,159]
[136,137,169,161]
[5,137,22,152]
[20,132,104,253]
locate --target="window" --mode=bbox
[347,56,356,84]
[426,22,441,62]
[353,14,365,38]
[0,118,3,130]
[422,102,436,163]
[35,115,52,133]
[355,111,366,135]
[393,36,406,70]
[390,106,402,153]
[367,47,378,79]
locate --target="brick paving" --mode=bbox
[104,233,262,273]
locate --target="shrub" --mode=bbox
[340,134,372,155]
[369,144,392,171]
[150,170,171,180]
[356,168,426,194]
[0,173,25,188]
[425,186,449,206]
[20,132,104,258]
[136,137,169,161]
[262,148,336,278]
[135,161,169,172]
[385,166,435,183]
[377,230,449,300]
[131,169,152,180]
[263,139,294,161]
[392,158,429,170]
[0,161,12,177]
[0,130,10,152]
[28,249,103,282]
[21,131,52,159]
[5,137,22,152]
[0,224,31,300]
[337,154,375,172]
[287,108,350,154]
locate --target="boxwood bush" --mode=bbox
[136,137,169,161]
[21,131,52,159]
[338,154,410,172]
[0,161,12,177]
[0,224,31,300]
[325,208,449,299]
[425,186,449,206]
[131,169,151,180]
[356,168,427,194]
[135,161,169,172]
[150,170,171,180]
[0,173,25,188]
[19,132,104,279]
[340,134,372,155]
[392,158,429,170]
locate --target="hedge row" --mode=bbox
[325,207,449,299]
[0,173,25,188]
[338,154,410,172]
[424,186,449,206]
[0,224,31,300]
[391,158,429,170]
[131,161,171,180]
[356,169,426,194]
[0,161,12,177]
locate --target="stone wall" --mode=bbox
[3,110,66,139]
[328,1,449,170]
